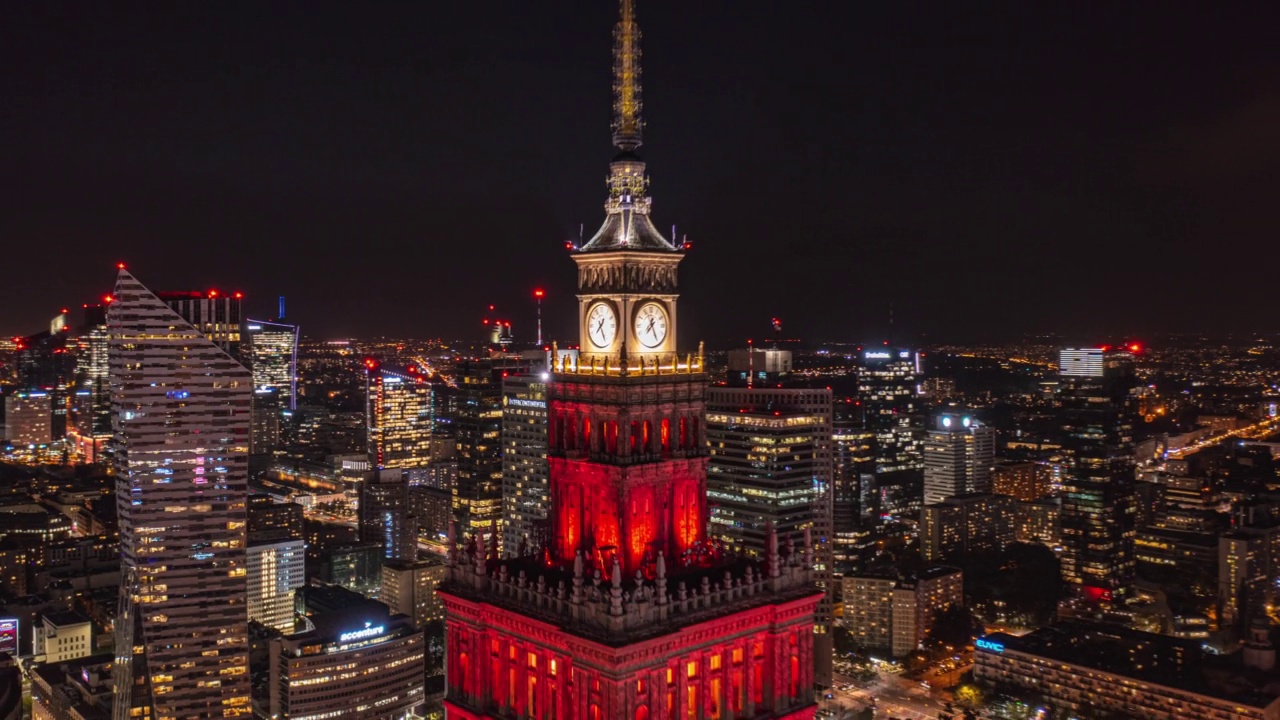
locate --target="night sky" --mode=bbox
[3,2,1277,346]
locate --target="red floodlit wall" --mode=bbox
[441,590,820,720]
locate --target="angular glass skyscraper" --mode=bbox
[1058,347,1138,604]
[242,318,299,409]
[109,268,252,720]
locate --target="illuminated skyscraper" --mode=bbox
[242,318,298,409]
[1058,347,1138,604]
[360,469,416,562]
[441,4,821,717]
[500,371,550,555]
[108,268,252,720]
[454,356,531,540]
[246,538,304,633]
[157,289,243,355]
[365,361,434,470]
[706,351,835,686]
[69,303,112,462]
[858,347,924,520]
[246,495,305,633]
[922,412,995,506]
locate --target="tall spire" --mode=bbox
[612,0,643,152]
[578,0,676,253]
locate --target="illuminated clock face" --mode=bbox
[633,303,669,348]
[586,303,617,348]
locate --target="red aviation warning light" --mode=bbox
[234,292,244,299]
[116,262,126,270]
[534,289,545,299]
[208,289,219,298]
[1129,343,1142,353]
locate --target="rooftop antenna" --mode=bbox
[888,301,895,346]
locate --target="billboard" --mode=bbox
[0,618,18,656]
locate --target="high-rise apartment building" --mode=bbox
[920,493,1016,562]
[922,413,994,506]
[842,566,963,658]
[1057,347,1138,604]
[891,566,964,658]
[441,6,822,716]
[992,460,1053,502]
[108,268,252,720]
[500,372,550,555]
[365,362,434,470]
[380,558,449,628]
[842,574,896,651]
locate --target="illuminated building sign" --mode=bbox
[506,398,546,409]
[863,351,891,359]
[976,638,1004,653]
[338,625,385,643]
[0,618,18,655]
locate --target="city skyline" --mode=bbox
[7,3,1280,720]
[4,2,1280,342]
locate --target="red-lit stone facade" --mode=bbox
[441,533,821,719]
[548,370,708,577]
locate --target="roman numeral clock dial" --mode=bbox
[587,302,617,348]
[633,302,668,348]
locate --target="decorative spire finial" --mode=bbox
[612,0,643,152]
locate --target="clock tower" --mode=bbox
[440,3,821,718]
[572,3,684,367]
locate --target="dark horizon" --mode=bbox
[3,2,1278,344]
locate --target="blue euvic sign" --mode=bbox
[976,638,1005,653]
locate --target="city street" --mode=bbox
[826,672,954,720]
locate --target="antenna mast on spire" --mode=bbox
[612,0,643,152]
